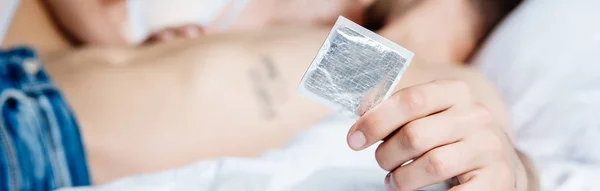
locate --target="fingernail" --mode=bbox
[185,27,199,38]
[348,130,366,150]
[385,173,398,191]
[160,31,175,41]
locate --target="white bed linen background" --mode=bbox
[60,0,600,190]
[473,0,600,190]
[60,115,447,191]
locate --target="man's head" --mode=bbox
[373,0,523,63]
[472,0,523,41]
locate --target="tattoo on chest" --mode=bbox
[248,55,287,120]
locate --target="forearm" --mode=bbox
[46,0,126,46]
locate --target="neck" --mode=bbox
[378,0,482,64]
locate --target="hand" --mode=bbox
[346,80,528,191]
[144,24,205,44]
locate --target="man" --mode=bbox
[1,0,536,190]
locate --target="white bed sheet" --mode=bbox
[473,0,600,190]
[60,115,447,191]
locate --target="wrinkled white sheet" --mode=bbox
[60,115,447,191]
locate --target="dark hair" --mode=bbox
[473,0,523,37]
[366,0,523,36]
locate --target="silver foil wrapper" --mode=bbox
[299,16,414,117]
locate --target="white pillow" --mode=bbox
[472,0,600,190]
[0,0,20,45]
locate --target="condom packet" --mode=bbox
[298,16,414,119]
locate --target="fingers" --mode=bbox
[145,25,205,44]
[353,79,517,190]
[447,176,490,191]
[152,29,176,42]
[348,80,471,150]
[447,174,489,191]
[385,130,508,191]
[447,164,515,191]
[175,25,204,38]
[374,104,486,171]
[385,141,486,191]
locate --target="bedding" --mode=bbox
[59,115,447,191]
[472,0,600,190]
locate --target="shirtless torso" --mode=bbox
[3,0,508,184]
